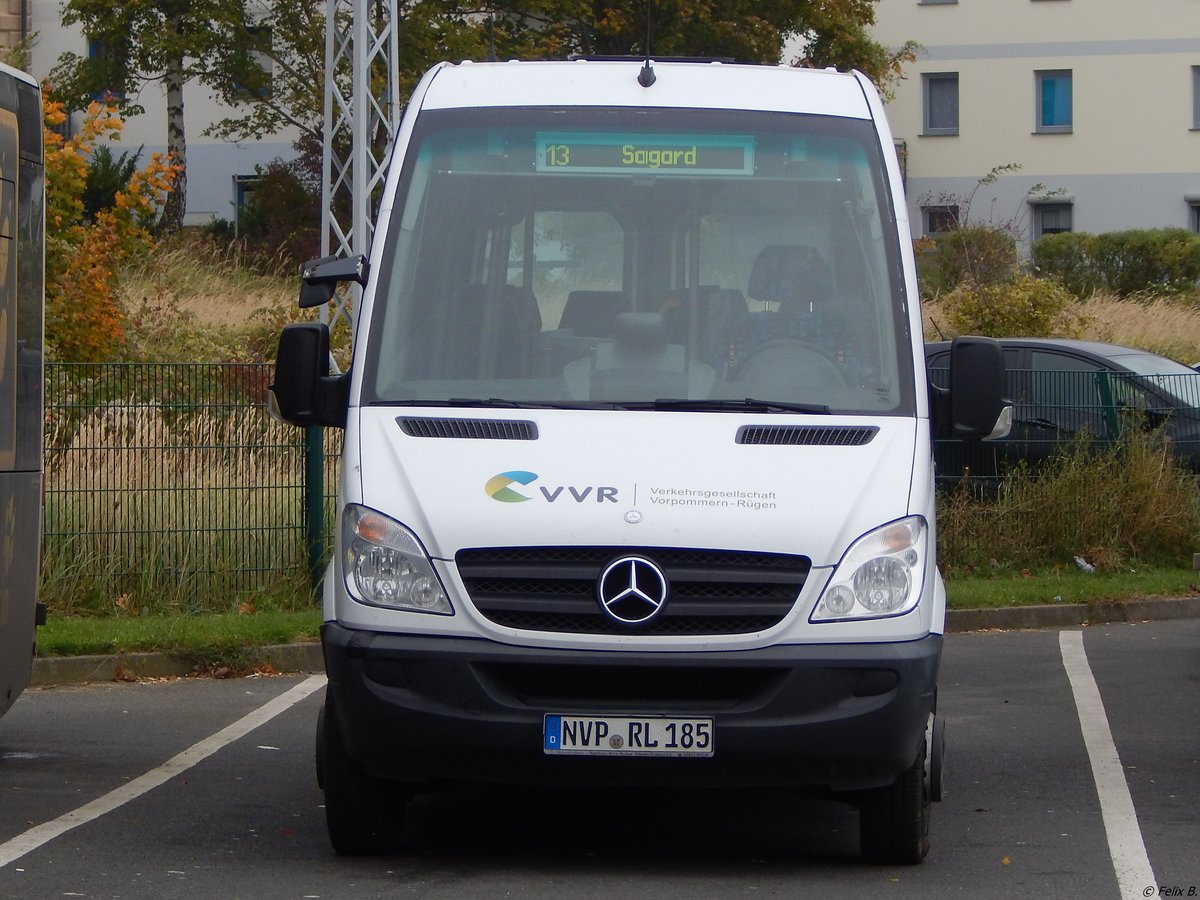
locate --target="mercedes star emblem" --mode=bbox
[597,556,669,625]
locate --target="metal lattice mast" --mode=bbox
[320,0,401,334]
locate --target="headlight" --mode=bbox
[810,517,927,622]
[342,505,452,614]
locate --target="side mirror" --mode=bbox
[947,336,1011,439]
[299,254,369,308]
[267,323,348,428]
[930,336,1011,439]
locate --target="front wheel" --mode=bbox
[858,741,930,865]
[320,696,407,855]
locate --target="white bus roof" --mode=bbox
[0,61,37,89]
[419,59,874,120]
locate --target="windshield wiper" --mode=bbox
[446,398,590,410]
[368,398,586,409]
[627,398,832,414]
[374,397,831,413]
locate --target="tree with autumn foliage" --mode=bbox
[483,1,915,92]
[44,97,179,362]
[201,0,911,145]
[50,0,246,231]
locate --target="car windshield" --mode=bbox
[1109,351,1200,407]
[362,107,914,414]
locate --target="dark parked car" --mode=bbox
[926,338,1200,480]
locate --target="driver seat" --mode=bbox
[747,244,831,314]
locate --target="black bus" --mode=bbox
[0,62,43,719]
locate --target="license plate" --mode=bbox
[543,714,714,757]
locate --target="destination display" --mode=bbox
[535,131,754,176]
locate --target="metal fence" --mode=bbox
[41,364,1200,607]
[43,363,338,611]
[930,368,1200,484]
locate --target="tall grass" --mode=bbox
[117,234,296,362]
[1084,293,1200,365]
[120,232,295,312]
[117,233,357,366]
[938,428,1200,574]
[42,397,341,617]
[924,288,1200,365]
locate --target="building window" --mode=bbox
[233,174,260,237]
[87,39,127,102]
[233,26,273,98]
[923,205,960,235]
[923,73,959,135]
[918,0,958,5]
[1033,202,1073,239]
[1193,66,1200,130]
[1189,201,1200,234]
[1035,70,1072,133]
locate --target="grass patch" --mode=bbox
[32,566,1199,664]
[36,610,322,658]
[945,566,1200,610]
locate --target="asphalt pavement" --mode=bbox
[4,619,1198,898]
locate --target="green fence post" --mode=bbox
[1096,371,1119,440]
[305,425,325,591]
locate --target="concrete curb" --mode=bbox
[31,642,325,687]
[28,596,1200,686]
[944,594,1200,633]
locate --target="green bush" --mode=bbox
[236,158,321,267]
[939,273,1088,337]
[1029,232,1100,297]
[1033,228,1200,297]
[202,217,238,243]
[83,144,142,223]
[934,226,1019,291]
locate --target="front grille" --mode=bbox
[473,662,788,711]
[456,546,810,635]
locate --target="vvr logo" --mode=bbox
[485,471,619,504]
[485,471,538,503]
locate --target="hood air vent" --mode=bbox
[736,425,878,446]
[397,417,538,440]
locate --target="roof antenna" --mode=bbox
[638,1,655,87]
[487,13,497,62]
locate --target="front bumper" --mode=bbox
[322,623,941,793]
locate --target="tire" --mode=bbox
[321,695,406,855]
[859,742,930,865]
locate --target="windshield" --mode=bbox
[362,107,914,414]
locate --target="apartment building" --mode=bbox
[871,0,1200,252]
[0,0,27,53]
[11,2,296,227]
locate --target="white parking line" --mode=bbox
[1059,630,1155,900]
[0,674,326,869]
